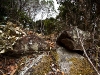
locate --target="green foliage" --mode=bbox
[58,1,77,20]
[35,16,67,34]
[0,0,10,21]
[35,18,56,34]
[44,18,56,34]
[17,11,34,27]
[0,0,34,28]
[58,0,100,32]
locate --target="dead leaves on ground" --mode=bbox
[0,57,18,75]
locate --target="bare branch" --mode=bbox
[76,26,100,75]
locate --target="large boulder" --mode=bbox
[56,26,91,55]
[56,30,75,50]
[2,34,49,57]
[0,21,49,57]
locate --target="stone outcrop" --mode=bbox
[0,22,49,57]
[56,47,94,75]
[2,34,49,57]
[56,26,95,55]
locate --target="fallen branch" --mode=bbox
[76,27,100,75]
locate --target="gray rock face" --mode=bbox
[19,54,44,75]
[56,47,84,74]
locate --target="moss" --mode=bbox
[68,57,94,75]
[50,50,59,62]
[32,55,52,75]
[32,50,59,75]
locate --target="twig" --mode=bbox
[0,70,5,75]
[76,27,100,75]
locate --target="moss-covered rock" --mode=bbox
[32,55,52,75]
[69,57,94,75]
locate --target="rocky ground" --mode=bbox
[0,22,100,75]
